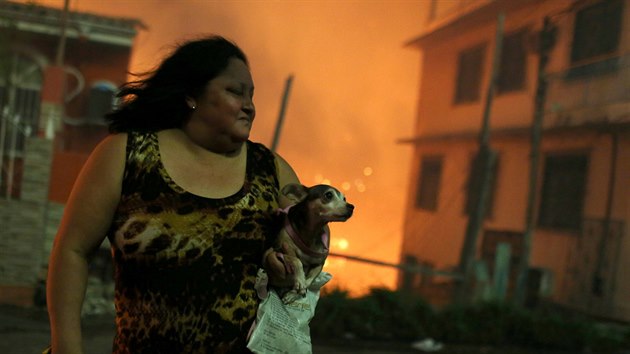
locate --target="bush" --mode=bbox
[310,288,630,352]
[311,287,435,341]
[432,301,522,345]
[310,287,352,338]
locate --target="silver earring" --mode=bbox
[191,104,196,110]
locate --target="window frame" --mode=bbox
[464,151,499,218]
[453,43,487,104]
[538,152,589,232]
[497,28,528,94]
[570,0,623,65]
[0,51,43,199]
[415,155,444,211]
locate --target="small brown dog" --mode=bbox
[266,183,354,304]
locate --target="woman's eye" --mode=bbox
[227,88,243,95]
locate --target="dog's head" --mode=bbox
[282,183,354,222]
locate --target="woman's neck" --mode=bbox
[163,129,245,161]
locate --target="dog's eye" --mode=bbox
[324,191,334,201]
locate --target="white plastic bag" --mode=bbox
[246,269,332,354]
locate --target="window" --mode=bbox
[497,29,527,94]
[571,0,622,64]
[0,52,42,199]
[454,43,486,104]
[416,155,443,211]
[538,153,588,231]
[464,151,499,217]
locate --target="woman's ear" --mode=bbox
[186,97,197,110]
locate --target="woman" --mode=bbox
[47,35,298,354]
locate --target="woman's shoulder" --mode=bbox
[95,132,128,155]
[247,141,289,165]
[75,133,128,191]
[245,141,298,182]
[247,140,271,153]
[84,133,128,171]
[246,140,275,162]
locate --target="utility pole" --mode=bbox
[270,75,294,152]
[39,0,70,138]
[592,132,618,298]
[514,17,556,305]
[455,13,504,304]
[56,0,70,66]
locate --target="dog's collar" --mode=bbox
[278,206,329,258]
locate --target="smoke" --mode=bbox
[35,0,425,294]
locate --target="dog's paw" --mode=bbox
[282,291,304,304]
[294,280,307,294]
[297,285,307,296]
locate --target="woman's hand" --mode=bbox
[263,243,296,288]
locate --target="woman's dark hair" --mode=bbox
[106,35,248,133]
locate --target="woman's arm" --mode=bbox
[47,133,126,354]
[263,151,301,282]
[273,152,300,207]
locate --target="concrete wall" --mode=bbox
[0,138,112,314]
[402,0,630,320]
[415,1,581,137]
[0,137,53,306]
[402,130,629,316]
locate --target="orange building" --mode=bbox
[399,0,630,321]
[0,1,142,306]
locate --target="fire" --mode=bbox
[25,0,425,296]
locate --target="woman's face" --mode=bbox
[185,58,255,151]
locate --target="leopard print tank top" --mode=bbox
[106,132,281,353]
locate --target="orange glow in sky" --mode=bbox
[33,0,425,296]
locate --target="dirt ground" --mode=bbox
[0,304,612,354]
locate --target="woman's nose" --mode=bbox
[243,98,255,116]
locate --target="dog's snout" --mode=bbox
[346,203,355,217]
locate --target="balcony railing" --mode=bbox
[544,54,630,129]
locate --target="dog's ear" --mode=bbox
[281,183,309,203]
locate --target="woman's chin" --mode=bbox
[234,124,252,141]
